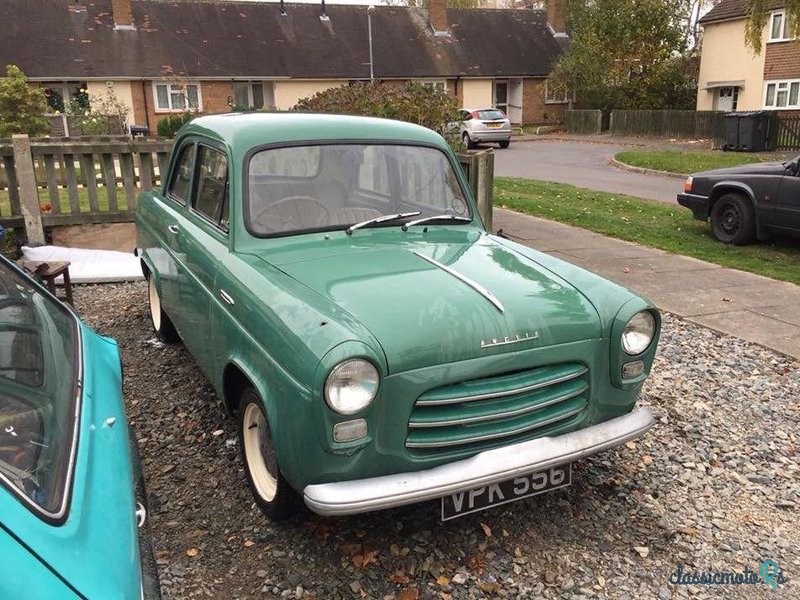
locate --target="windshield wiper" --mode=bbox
[345,212,421,235]
[401,215,471,231]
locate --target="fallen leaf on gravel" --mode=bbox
[642,455,653,466]
[212,429,224,436]
[467,555,486,574]
[352,549,379,568]
[633,546,650,558]
[625,441,636,449]
[678,526,700,536]
[355,529,367,538]
[436,575,450,586]
[340,542,361,557]
[477,581,501,594]
[186,548,198,557]
[440,594,452,600]
[389,573,410,584]
[398,588,420,600]
[480,522,492,537]
[243,540,255,548]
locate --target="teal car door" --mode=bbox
[172,142,231,375]
[154,141,196,332]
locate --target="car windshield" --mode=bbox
[0,260,79,519]
[475,110,505,120]
[246,144,472,236]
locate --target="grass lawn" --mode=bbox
[614,150,787,175]
[0,186,136,216]
[495,177,800,286]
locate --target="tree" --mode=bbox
[746,0,800,51]
[0,65,50,138]
[551,0,697,111]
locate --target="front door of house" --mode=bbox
[715,87,738,112]
[508,79,523,124]
[494,80,508,115]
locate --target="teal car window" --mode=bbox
[0,262,79,519]
[247,144,470,236]
[167,143,195,205]
[193,145,229,227]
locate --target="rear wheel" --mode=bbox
[498,140,510,149]
[710,193,756,245]
[462,132,475,150]
[147,275,179,343]
[239,388,299,520]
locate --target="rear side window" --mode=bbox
[192,146,229,229]
[167,144,195,204]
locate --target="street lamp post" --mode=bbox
[367,6,375,82]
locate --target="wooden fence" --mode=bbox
[0,137,173,244]
[610,110,725,140]
[0,135,495,244]
[565,110,602,135]
[774,115,800,150]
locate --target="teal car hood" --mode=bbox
[258,232,603,373]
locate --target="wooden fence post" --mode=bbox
[12,134,46,246]
[475,149,494,232]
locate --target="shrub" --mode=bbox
[156,112,194,137]
[69,89,130,135]
[293,81,461,136]
[0,65,50,138]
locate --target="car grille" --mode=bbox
[405,362,589,453]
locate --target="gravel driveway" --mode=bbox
[75,282,799,599]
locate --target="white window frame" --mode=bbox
[414,79,447,94]
[152,82,202,113]
[763,79,800,109]
[769,10,792,43]
[545,80,569,104]
[231,81,275,109]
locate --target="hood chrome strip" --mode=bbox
[412,251,504,313]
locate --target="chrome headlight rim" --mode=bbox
[622,310,656,355]
[323,358,380,415]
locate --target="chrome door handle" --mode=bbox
[167,224,179,234]
[219,289,235,305]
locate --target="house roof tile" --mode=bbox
[699,0,783,25]
[0,0,564,80]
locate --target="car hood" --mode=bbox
[694,162,787,178]
[258,232,603,373]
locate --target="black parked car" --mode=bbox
[677,158,800,245]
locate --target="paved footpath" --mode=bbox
[495,207,800,360]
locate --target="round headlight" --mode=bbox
[622,311,656,355]
[324,359,379,415]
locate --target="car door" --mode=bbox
[157,141,196,328]
[773,165,800,231]
[173,142,231,375]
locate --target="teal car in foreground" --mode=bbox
[0,257,159,599]
[136,113,660,521]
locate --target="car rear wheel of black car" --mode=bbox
[462,132,475,150]
[239,388,299,520]
[710,193,756,245]
[498,140,510,149]
[147,275,180,343]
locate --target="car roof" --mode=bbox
[180,112,448,152]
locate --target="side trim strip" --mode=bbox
[412,251,504,313]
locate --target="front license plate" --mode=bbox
[441,463,572,521]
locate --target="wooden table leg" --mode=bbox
[46,276,57,297]
[62,268,73,306]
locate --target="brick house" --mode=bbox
[696,0,800,113]
[0,0,570,134]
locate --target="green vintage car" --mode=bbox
[135,113,660,521]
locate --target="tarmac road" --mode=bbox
[493,139,683,204]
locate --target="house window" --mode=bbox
[764,80,800,109]
[153,82,202,113]
[545,80,569,104]
[42,81,88,114]
[769,11,792,42]
[232,81,275,110]
[414,80,447,94]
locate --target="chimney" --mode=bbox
[428,0,449,36]
[111,0,135,30]
[544,0,567,35]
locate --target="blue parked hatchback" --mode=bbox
[0,256,159,599]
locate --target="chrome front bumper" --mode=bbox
[303,408,654,516]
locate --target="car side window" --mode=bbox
[192,145,229,230]
[167,144,195,205]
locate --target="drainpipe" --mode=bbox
[367,6,375,82]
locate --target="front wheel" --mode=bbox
[239,389,299,520]
[710,193,756,245]
[147,275,179,343]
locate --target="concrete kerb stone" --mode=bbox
[609,157,687,180]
